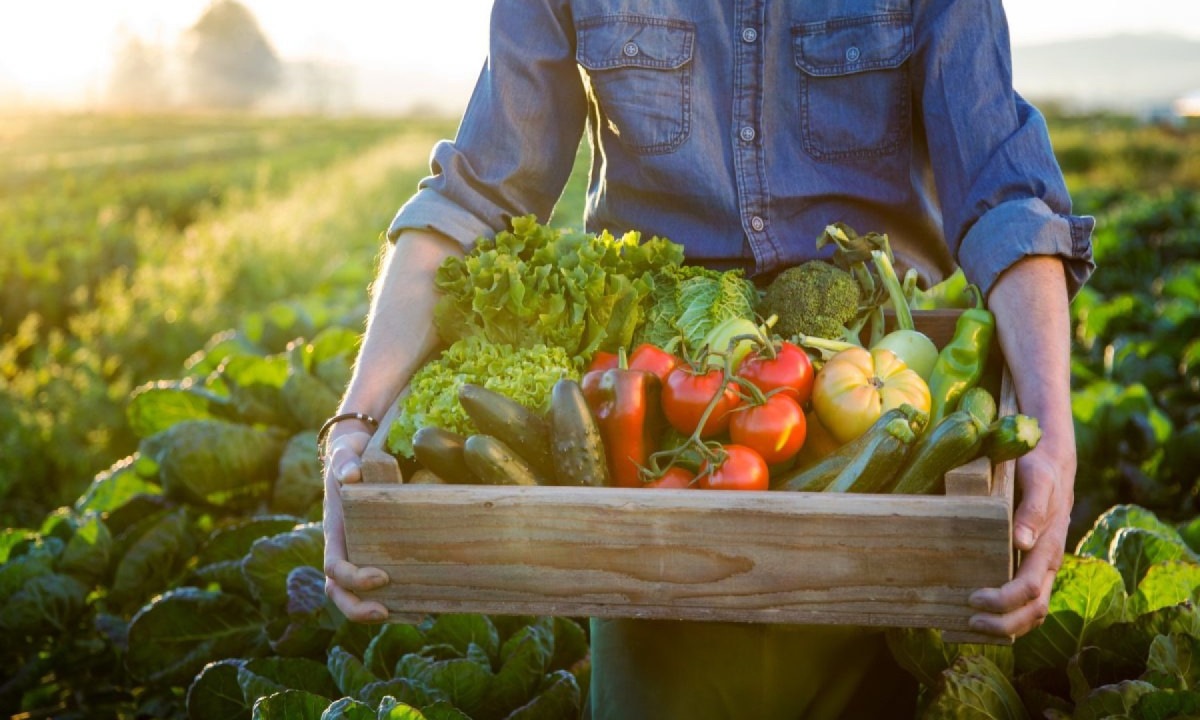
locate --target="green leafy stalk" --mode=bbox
[871,249,914,331]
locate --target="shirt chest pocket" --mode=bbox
[577,16,695,155]
[793,13,913,161]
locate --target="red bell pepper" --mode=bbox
[581,349,665,488]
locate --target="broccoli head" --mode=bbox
[760,261,860,340]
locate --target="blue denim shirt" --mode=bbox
[389,0,1095,298]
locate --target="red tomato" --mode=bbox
[737,341,814,405]
[628,344,680,383]
[643,465,696,489]
[698,444,769,491]
[587,351,619,374]
[728,393,807,466]
[791,409,842,471]
[662,365,742,437]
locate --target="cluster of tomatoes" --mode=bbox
[587,325,936,492]
[587,338,818,492]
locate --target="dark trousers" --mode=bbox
[585,619,918,720]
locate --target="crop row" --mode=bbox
[0,116,456,527]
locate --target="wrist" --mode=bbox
[318,412,380,459]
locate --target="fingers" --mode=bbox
[969,542,1053,614]
[322,538,391,623]
[325,573,390,623]
[325,431,372,485]
[968,509,1068,638]
[968,564,1057,638]
[323,496,390,623]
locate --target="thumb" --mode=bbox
[335,456,363,485]
[327,432,369,485]
[1013,455,1054,551]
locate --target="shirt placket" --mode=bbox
[731,0,778,272]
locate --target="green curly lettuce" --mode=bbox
[433,215,685,361]
[385,336,578,459]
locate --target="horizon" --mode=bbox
[1,1,1198,113]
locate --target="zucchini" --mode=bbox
[458,383,556,479]
[983,414,1042,463]
[412,426,475,483]
[827,416,917,493]
[461,434,550,486]
[890,409,988,495]
[773,407,911,492]
[549,378,610,487]
[957,387,997,427]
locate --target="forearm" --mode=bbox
[338,229,463,422]
[987,255,1076,466]
[986,254,1077,567]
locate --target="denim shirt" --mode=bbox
[389,0,1095,298]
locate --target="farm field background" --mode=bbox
[2,110,1199,718]
[1,114,459,524]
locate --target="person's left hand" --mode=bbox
[965,438,1076,638]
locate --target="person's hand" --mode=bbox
[966,437,1076,638]
[322,426,390,623]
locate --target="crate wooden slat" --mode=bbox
[347,309,1017,644]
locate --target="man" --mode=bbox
[321,0,1093,716]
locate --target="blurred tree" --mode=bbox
[106,31,171,110]
[181,0,281,110]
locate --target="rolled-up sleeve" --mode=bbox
[387,0,588,249]
[913,0,1095,299]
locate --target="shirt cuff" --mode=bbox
[958,198,1096,301]
[386,188,496,250]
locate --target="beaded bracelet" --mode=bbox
[317,412,380,461]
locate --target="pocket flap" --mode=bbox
[577,15,695,71]
[793,13,912,76]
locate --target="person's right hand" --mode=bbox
[322,426,390,623]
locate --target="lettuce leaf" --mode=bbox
[432,215,683,359]
[386,337,576,459]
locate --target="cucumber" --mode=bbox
[412,426,475,483]
[957,387,997,427]
[549,378,610,487]
[890,409,988,495]
[458,383,556,479]
[461,434,550,486]
[983,414,1042,463]
[773,407,910,492]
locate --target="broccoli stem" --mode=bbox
[870,249,914,331]
[796,333,860,355]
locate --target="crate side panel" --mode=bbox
[344,485,1010,632]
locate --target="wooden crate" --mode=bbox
[346,310,1016,644]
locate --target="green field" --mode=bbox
[1,114,453,524]
[2,110,1199,718]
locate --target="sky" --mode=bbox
[0,0,1198,111]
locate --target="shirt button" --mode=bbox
[845,46,861,62]
[623,42,640,57]
[739,126,756,142]
[742,27,758,43]
[750,216,765,232]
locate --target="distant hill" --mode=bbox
[1012,33,1200,113]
